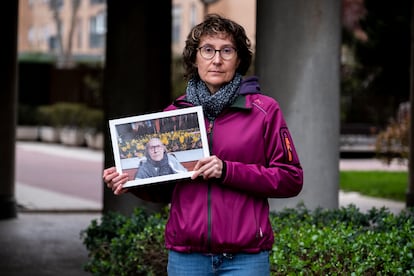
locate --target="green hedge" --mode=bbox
[36,102,103,130]
[81,205,414,275]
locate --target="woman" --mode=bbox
[135,137,187,179]
[103,14,303,275]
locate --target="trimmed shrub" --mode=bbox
[81,205,414,275]
[81,208,168,276]
[17,104,39,126]
[269,204,414,275]
[37,102,103,131]
[83,107,103,133]
[38,102,88,128]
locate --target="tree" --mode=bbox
[341,0,411,127]
[49,0,81,68]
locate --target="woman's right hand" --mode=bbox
[103,167,130,195]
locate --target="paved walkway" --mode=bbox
[15,141,103,212]
[339,158,407,214]
[1,142,103,276]
[14,141,408,214]
[340,158,407,172]
[0,141,408,275]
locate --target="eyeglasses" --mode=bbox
[197,45,237,60]
[149,145,162,151]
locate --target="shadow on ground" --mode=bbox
[0,212,101,276]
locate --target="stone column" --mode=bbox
[256,0,341,210]
[408,0,414,207]
[0,0,18,219]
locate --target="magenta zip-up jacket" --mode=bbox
[159,76,303,254]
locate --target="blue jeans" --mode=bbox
[167,250,270,276]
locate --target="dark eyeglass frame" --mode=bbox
[197,45,237,60]
[148,145,163,151]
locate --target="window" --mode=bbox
[90,12,106,35]
[172,5,182,44]
[49,0,63,11]
[42,25,50,42]
[28,26,35,44]
[190,3,197,27]
[89,11,106,48]
[49,35,60,51]
[77,18,82,49]
[90,0,105,5]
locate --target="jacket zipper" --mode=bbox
[253,199,263,239]
[207,182,212,252]
[207,120,214,252]
[207,121,214,149]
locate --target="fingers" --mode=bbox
[114,185,129,195]
[103,166,129,195]
[109,175,129,195]
[103,166,117,184]
[191,155,223,180]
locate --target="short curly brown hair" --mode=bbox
[182,14,253,80]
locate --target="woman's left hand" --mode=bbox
[191,155,223,180]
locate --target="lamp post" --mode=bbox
[200,0,219,17]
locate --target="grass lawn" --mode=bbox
[340,171,408,202]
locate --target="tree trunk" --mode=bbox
[64,0,81,68]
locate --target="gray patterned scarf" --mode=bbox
[186,73,242,121]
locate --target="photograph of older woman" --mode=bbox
[135,137,187,179]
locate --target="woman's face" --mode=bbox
[196,34,240,94]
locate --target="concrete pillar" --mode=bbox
[256,0,341,210]
[408,0,414,207]
[0,0,18,219]
[102,0,172,215]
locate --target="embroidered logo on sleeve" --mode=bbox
[280,127,299,164]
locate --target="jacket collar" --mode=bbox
[229,94,250,110]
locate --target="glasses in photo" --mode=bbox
[149,145,163,151]
[197,45,237,60]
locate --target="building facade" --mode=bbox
[18,0,106,60]
[18,0,256,60]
